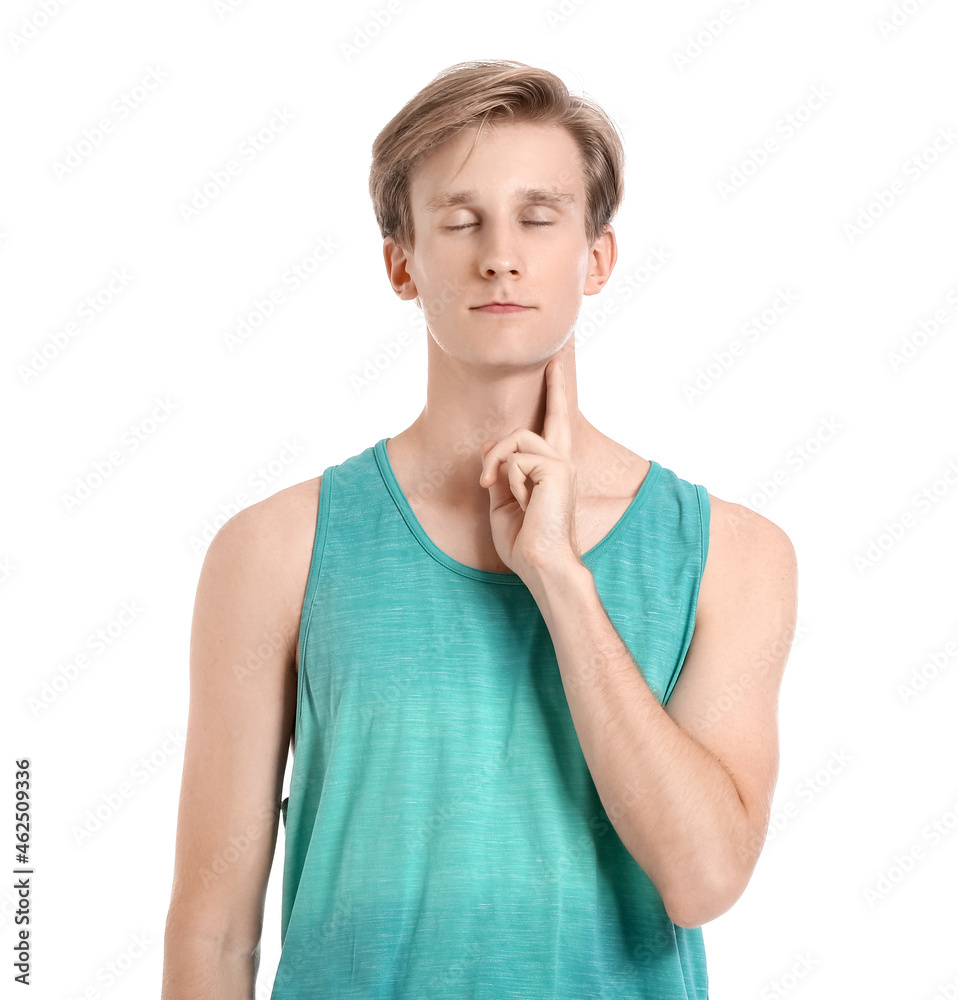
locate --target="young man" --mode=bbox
[162,60,797,999]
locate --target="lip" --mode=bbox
[473,303,530,313]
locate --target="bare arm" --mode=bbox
[161,478,320,999]
[526,500,797,928]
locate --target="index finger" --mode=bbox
[541,358,572,458]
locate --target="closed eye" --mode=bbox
[445,221,554,231]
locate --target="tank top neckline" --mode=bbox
[372,437,661,586]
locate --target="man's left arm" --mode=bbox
[525,501,798,930]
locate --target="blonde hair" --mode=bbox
[368,59,625,252]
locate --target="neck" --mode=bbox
[390,336,596,513]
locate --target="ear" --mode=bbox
[583,225,617,296]
[383,237,420,301]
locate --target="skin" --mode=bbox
[384,119,798,926]
[382,120,643,574]
[162,119,797,996]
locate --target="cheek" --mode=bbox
[573,246,591,286]
[414,255,466,318]
[547,237,589,284]
[547,253,590,306]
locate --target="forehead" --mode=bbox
[408,121,584,207]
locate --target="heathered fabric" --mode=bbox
[270,437,711,999]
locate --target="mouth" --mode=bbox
[472,302,531,313]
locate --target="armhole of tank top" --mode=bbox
[294,466,333,731]
[662,482,711,707]
[696,483,710,575]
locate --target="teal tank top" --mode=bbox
[270,438,711,999]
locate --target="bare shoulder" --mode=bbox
[225,474,322,552]
[700,492,797,610]
[211,475,323,660]
[704,492,795,553]
[229,474,322,531]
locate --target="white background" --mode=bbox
[3,1,957,997]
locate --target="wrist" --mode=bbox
[524,555,594,622]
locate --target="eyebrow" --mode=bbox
[423,186,576,213]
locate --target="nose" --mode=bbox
[481,256,519,277]
[478,220,521,277]
[483,261,519,277]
